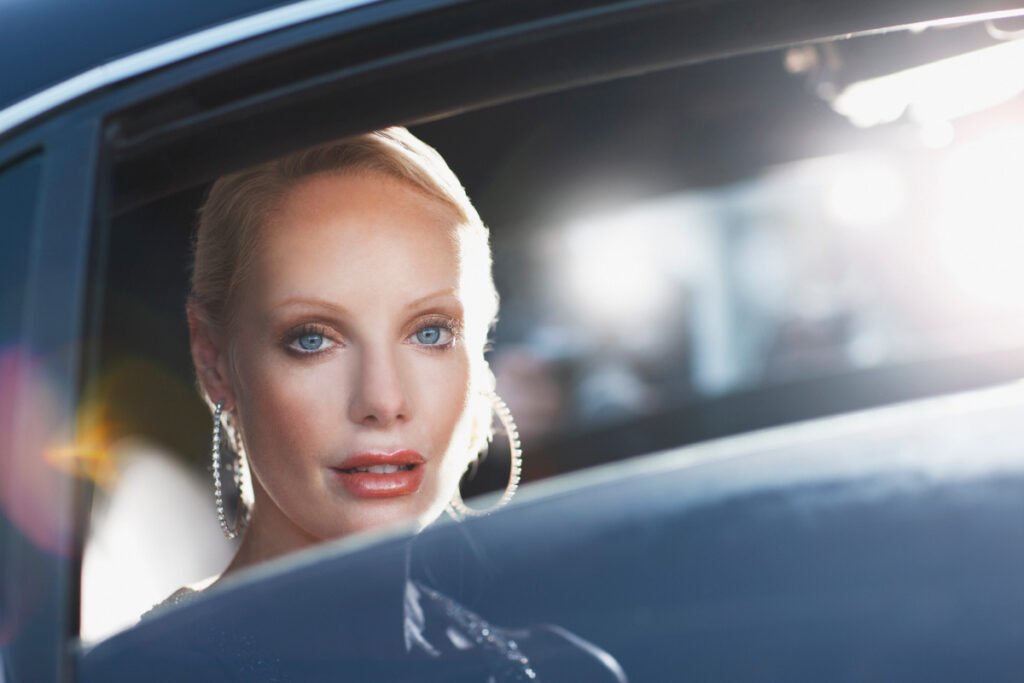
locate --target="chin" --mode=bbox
[323,495,445,539]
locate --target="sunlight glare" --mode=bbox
[823,155,906,229]
[833,38,1024,128]
[935,126,1024,310]
[561,205,683,328]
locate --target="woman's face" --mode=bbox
[221,171,476,545]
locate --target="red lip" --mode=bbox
[330,450,425,498]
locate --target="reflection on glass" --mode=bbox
[403,536,628,682]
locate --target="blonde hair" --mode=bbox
[190,126,499,455]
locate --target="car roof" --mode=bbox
[0,0,378,114]
[5,0,1021,144]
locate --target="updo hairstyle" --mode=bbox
[189,127,499,458]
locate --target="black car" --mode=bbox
[4,1,1024,681]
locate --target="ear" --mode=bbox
[186,301,237,411]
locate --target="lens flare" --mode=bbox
[45,397,118,490]
[0,348,73,556]
[0,347,120,561]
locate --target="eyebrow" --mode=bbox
[403,288,461,311]
[275,289,461,313]
[275,296,350,314]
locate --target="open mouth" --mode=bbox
[330,451,425,498]
[336,464,417,474]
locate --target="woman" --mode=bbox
[162,127,624,682]
[187,127,507,569]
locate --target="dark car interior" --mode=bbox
[98,14,1024,492]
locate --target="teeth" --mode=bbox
[343,464,415,474]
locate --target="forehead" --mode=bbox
[247,171,465,307]
[268,171,461,253]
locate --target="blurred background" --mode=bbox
[82,16,1024,640]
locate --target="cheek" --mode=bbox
[418,349,472,436]
[230,342,348,469]
[418,350,477,488]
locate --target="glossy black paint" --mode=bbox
[0,0,292,112]
[5,0,1024,121]
[80,387,1024,681]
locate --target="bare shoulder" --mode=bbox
[140,574,218,620]
[140,587,199,620]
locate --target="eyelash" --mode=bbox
[284,323,337,357]
[411,315,462,352]
[283,317,462,357]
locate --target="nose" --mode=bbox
[348,345,409,428]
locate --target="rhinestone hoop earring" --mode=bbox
[448,393,522,519]
[211,400,249,539]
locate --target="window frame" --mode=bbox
[0,122,103,683]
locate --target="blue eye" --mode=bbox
[297,333,324,351]
[410,319,459,348]
[285,326,336,356]
[415,326,443,345]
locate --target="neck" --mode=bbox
[215,484,321,584]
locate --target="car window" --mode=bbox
[77,8,1024,671]
[0,152,49,683]
[0,153,42,347]
[416,21,1024,469]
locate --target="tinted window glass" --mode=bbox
[0,154,41,346]
[0,153,43,679]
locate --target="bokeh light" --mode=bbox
[934,125,1024,311]
[557,198,706,333]
[822,155,907,229]
[0,347,73,557]
[562,211,672,327]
